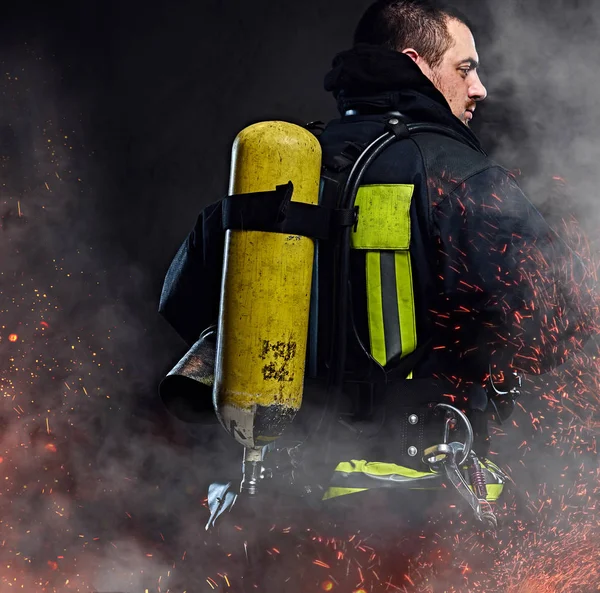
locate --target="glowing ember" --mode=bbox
[8,333,18,342]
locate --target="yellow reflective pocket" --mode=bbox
[351,185,416,366]
[351,184,414,250]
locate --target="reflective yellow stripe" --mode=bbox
[353,185,416,368]
[465,483,504,502]
[485,484,503,502]
[365,252,386,365]
[322,487,368,500]
[324,483,504,502]
[324,459,506,502]
[480,459,506,502]
[395,250,417,357]
[334,459,432,478]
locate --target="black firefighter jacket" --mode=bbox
[159,46,595,439]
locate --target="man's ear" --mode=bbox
[402,48,420,62]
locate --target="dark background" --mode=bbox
[2,0,579,294]
[0,1,598,591]
[0,0,510,276]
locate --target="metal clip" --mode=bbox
[422,442,454,473]
[421,403,497,532]
[422,403,473,468]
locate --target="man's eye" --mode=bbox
[460,68,471,76]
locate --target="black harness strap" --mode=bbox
[329,119,486,390]
[222,182,357,240]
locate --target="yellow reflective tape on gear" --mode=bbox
[354,184,416,367]
[322,487,368,501]
[325,459,505,502]
[351,185,414,250]
[324,483,503,502]
[333,459,432,479]
[485,484,503,502]
[466,483,503,502]
[365,252,386,365]
[394,250,417,357]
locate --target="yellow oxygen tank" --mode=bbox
[213,121,321,493]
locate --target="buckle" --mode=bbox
[421,403,497,532]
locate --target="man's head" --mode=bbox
[354,0,487,126]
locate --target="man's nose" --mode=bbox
[469,72,487,102]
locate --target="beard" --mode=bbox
[424,67,472,126]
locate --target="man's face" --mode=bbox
[407,18,487,126]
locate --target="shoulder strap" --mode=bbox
[328,117,462,388]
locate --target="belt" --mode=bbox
[332,379,475,471]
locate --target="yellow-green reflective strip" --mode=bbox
[322,487,368,501]
[357,184,416,368]
[394,250,417,357]
[328,460,505,503]
[324,484,503,502]
[365,252,386,365]
[465,483,504,501]
[485,484,504,502]
[333,459,433,479]
[352,185,414,250]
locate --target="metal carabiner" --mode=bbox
[434,403,473,467]
[420,404,497,532]
[422,442,455,473]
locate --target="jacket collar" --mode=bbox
[324,44,482,149]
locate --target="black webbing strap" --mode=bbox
[221,181,357,240]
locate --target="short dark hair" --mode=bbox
[353,0,470,68]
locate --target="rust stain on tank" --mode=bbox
[260,339,296,382]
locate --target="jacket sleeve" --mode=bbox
[159,201,225,346]
[432,165,597,376]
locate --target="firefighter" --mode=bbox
[158,0,595,531]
